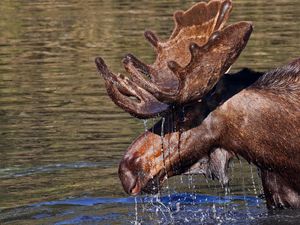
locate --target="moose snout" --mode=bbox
[118,160,141,195]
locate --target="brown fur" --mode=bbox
[119,59,300,209]
[95,0,299,209]
[118,68,263,194]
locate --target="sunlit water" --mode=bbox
[0,0,299,224]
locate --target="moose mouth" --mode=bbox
[132,172,168,195]
[119,160,169,196]
[141,171,168,194]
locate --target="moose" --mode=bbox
[95,0,300,209]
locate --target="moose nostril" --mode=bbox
[127,176,137,195]
[129,185,136,195]
[118,161,138,195]
[129,183,140,196]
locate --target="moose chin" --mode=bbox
[95,0,300,209]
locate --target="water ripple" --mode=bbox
[0,162,102,179]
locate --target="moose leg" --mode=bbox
[260,170,300,209]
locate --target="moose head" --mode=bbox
[95,0,255,195]
[96,0,252,118]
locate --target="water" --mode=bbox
[1,193,300,225]
[0,193,264,224]
[0,0,299,224]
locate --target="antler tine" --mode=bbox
[175,21,253,103]
[170,0,232,40]
[144,30,160,49]
[155,0,233,69]
[122,53,181,101]
[121,0,234,104]
[95,57,169,119]
[97,0,252,117]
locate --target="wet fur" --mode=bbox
[119,68,263,194]
[119,58,300,209]
[180,59,300,208]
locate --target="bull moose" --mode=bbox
[95,0,300,209]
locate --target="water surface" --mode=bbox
[0,0,299,224]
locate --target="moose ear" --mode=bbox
[177,21,253,103]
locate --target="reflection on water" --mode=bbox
[0,0,299,224]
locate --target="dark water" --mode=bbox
[0,0,299,224]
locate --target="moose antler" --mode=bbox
[96,0,253,118]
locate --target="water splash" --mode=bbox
[142,119,148,131]
[239,160,254,220]
[134,197,140,225]
[250,165,261,206]
[159,117,170,195]
[0,193,268,225]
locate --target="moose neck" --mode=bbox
[154,68,264,134]
[153,69,264,174]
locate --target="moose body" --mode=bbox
[178,59,300,208]
[96,0,300,209]
[116,68,263,194]
[118,58,300,209]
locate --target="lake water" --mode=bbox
[0,0,299,224]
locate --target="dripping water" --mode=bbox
[142,119,148,131]
[131,119,149,223]
[250,164,261,206]
[139,117,173,223]
[239,160,254,221]
[230,159,237,213]
[188,173,197,219]
[133,197,140,225]
[179,106,185,185]
[222,168,231,222]
[160,117,169,192]
[163,116,176,223]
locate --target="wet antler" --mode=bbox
[95,0,253,118]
